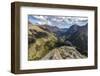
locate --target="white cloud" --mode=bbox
[29,15,88,28]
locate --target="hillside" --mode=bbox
[28,22,58,60]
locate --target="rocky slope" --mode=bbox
[42,46,86,60]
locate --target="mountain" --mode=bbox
[28,21,87,60]
[28,22,58,60]
[38,25,68,37]
[64,24,80,38]
[38,25,60,33]
[65,23,88,56]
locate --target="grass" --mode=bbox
[28,26,58,60]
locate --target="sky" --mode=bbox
[28,15,88,28]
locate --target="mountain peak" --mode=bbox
[66,24,80,35]
[70,24,80,29]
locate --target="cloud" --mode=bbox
[28,15,88,28]
[33,15,46,21]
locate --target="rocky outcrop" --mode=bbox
[42,46,86,60]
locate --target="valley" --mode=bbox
[28,21,88,60]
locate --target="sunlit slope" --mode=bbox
[28,23,57,60]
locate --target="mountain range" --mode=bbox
[28,21,88,60]
[65,24,88,56]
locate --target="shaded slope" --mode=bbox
[65,24,88,56]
